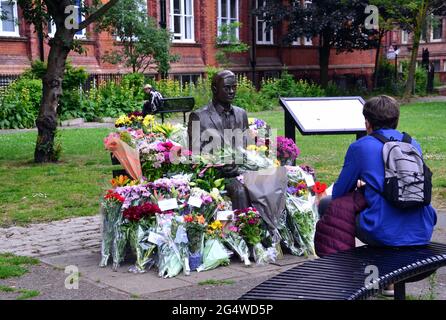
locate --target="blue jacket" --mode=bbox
[332,128,437,246]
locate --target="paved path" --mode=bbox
[0,216,101,257]
[0,211,445,300]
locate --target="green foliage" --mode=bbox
[81,73,146,118]
[98,0,178,74]
[400,60,428,96]
[215,22,249,67]
[0,77,42,129]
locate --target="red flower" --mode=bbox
[312,182,327,195]
[184,214,194,223]
[104,190,125,203]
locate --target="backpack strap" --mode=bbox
[402,132,412,144]
[370,132,390,144]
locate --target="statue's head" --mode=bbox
[211,70,237,106]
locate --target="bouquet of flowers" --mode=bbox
[248,118,270,150]
[121,202,161,273]
[187,187,219,222]
[286,194,318,257]
[196,221,231,272]
[223,226,251,266]
[139,140,192,182]
[155,213,185,278]
[234,207,277,265]
[276,136,300,166]
[285,167,319,256]
[184,213,207,270]
[115,112,155,131]
[277,210,303,256]
[100,190,125,268]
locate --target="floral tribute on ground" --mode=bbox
[99,113,326,277]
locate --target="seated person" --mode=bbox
[187,70,250,209]
[142,84,163,116]
[321,95,437,247]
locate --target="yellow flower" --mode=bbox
[247,145,258,151]
[248,117,255,125]
[210,220,223,230]
[274,159,281,167]
[258,146,268,152]
[153,122,177,138]
[143,115,155,128]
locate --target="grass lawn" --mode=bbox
[0,101,445,227]
[0,253,40,300]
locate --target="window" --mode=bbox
[0,1,19,37]
[431,17,443,42]
[173,74,201,87]
[218,0,239,39]
[73,0,86,39]
[170,0,194,42]
[432,60,441,72]
[401,30,409,44]
[303,0,312,45]
[256,0,273,45]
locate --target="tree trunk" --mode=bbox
[404,0,429,98]
[34,32,72,163]
[319,33,331,89]
[373,31,384,89]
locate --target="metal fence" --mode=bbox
[0,74,20,93]
[0,73,157,94]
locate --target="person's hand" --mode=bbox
[357,180,366,188]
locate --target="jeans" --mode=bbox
[318,196,382,247]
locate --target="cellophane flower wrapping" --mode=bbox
[286,194,318,257]
[128,222,157,274]
[196,238,231,272]
[172,216,191,276]
[99,202,123,268]
[223,231,251,266]
[277,210,303,256]
[252,242,277,265]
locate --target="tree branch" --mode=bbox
[77,0,119,30]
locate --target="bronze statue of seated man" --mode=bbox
[187,70,251,209]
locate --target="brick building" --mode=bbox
[0,0,377,88]
[384,15,446,84]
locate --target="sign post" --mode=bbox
[280,97,367,142]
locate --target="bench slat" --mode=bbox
[239,242,446,300]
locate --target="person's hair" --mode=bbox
[211,70,236,93]
[362,95,400,130]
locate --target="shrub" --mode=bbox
[0,78,42,129]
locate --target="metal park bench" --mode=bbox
[158,96,195,124]
[239,242,446,300]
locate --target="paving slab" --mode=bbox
[40,249,310,296]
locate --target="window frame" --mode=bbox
[401,30,409,44]
[430,16,443,42]
[170,0,195,43]
[256,0,273,45]
[217,0,239,40]
[0,0,20,37]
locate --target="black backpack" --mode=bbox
[370,132,432,209]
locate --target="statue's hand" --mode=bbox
[219,163,239,178]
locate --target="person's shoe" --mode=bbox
[382,284,395,297]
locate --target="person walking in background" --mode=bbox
[142,84,163,116]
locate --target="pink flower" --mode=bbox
[229,226,239,233]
